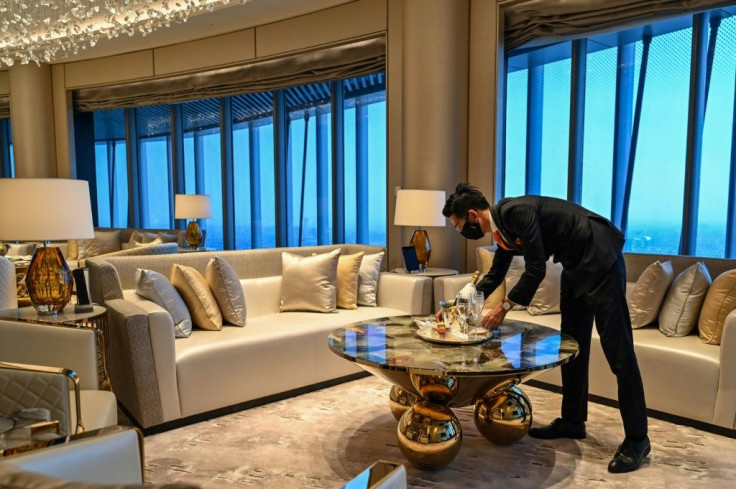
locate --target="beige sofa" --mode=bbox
[435,247,736,434]
[87,244,433,430]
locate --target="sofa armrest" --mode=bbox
[104,299,165,429]
[0,426,144,484]
[714,308,736,429]
[376,273,432,315]
[433,274,474,309]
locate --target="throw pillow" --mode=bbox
[337,251,364,309]
[80,230,122,259]
[135,269,192,338]
[358,251,385,307]
[156,231,181,244]
[280,249,340,313]
[171,264,223,331]
[628,260,675,328]
[482,280,506,314]
[480,248,526,310]
[659,262,711,337]
[128,230,158,247]
[133,237,164,248]
[527,260,564,316]
[698,269,736,345]
[205,257,247,327]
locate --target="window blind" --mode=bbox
[74,34,386,112]
[504,0,735,52]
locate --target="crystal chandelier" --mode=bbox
[0,1,246,67]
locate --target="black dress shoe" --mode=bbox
[608,436,651,473]
[528,418,586,439]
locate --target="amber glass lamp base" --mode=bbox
[26,245,73,315]
[410,228,431,272]
[186,220,203,249]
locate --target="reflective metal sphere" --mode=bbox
[397,401,462,469]
[410,373,458,403]
[389,385,418,421]
[473,386,532,445]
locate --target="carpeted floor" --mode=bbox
[144,377,735,488]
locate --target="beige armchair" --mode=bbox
[0,319,117,433]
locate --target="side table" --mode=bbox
[0,306,111,391]
[392,267,458,312]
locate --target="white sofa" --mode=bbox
[87,244,433,430]
[434,247,736,434]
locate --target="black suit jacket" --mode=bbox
[476,195,625,305]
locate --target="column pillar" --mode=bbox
[9,63,57,177]
[400,0,469,272]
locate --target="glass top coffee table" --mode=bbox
[328,316,578,469]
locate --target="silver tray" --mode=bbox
[415,326,491,345]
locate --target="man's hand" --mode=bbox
[481,301,508,330]
[435,308,443,322]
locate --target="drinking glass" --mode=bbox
[471,291,485,328]
[455,294,471,334]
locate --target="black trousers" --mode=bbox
[559,254,648,439]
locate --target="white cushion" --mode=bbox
[527,260,563,316]
[280,249,340,313]
[628,260,674,329]
[135,269,192,338]
[659,262,711,337]
[358,251,384,307]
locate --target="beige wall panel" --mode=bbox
[0,71,8,95]
[64,51,154,88]
[52,64,75,179]
[9,64,57,177]
[466,0,501,271]
[400,0,469,272]
[154,29,256,75]
[256,0,386,58]
[386,0,402,271]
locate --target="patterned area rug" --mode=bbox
[144,377,735,488]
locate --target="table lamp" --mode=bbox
[0,178,94,315]
[394,189,447,272]
[175,194,211,249]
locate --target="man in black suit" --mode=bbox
[443,183,650,473]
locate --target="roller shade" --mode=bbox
[74,34,386,112]
[504,0,735,52]
[0,96,9,118]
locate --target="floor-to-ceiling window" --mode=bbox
[0,119,14,178]
[501,9,736,258]
[93,109,128,227]
[85,72,387,249]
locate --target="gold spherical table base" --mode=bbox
[473,385,532,445]
[397,401,462,470]
[389,385,418,421]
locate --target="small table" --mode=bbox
[328,316,578,469]
[0,306,111,391]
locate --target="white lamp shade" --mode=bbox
[175,194,212,219]
[0,178,94,241]
[394,189,447,227]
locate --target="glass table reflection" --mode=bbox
[328,316,578,469]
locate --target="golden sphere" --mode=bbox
[389,385,418,421]
[473,386,532,445]
[397,401,462,469]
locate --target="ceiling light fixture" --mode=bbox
[0,0,246,68]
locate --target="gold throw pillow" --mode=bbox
[171,264,223,331]
[628,260,674,329]
[698,269,736,345]
[337,252,364,309]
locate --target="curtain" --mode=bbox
[504,0,735,52]
[74,34,385,112]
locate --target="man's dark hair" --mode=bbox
[442,183,490,218]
